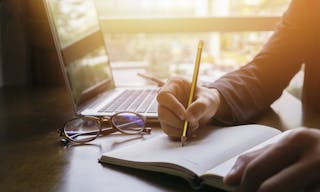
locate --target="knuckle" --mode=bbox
[167,76,189,89]
[158,77,190,103]
[167,76,188,85]
[156,93,164,103]
[156,91,169,103]
[157,93,177,107]
[286,128,317,145]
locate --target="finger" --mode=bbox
[240,128,320,192]
[185,96,215,130]
[238,141,301,192]
[224,146,269,186]
[185,87,220,131]
[157,91,186,120]
[158,77,189,105]
[160,121,182,139]
[185,98,206,131]
[257,157,320,192]
[158,106,184,130]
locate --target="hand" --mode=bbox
[224,128,320,192]
[156,76,221,139]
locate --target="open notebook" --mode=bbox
[99,125,292,191]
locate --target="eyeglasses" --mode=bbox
[58,112,151,144]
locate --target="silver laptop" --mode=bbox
[44,0,158,121]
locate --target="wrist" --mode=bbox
[209,88,221,111]
[201,87,221,118]
[209,88,232,124]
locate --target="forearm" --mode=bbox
[209,0,312,124]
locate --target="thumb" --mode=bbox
[185,97,210,131]
[185,88,221,133]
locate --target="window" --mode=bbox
[48,0,302,98]
[96,0,293,84]
[95,0,290,17]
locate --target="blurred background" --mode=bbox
[0,0,302,98]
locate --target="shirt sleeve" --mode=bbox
[209,0,313,125]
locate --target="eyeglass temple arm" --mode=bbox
[65,127,117,140]
[100,127,118,135]
[100,126,151,134]
[63,124,149,141]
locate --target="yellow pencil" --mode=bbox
[181,40,204,146]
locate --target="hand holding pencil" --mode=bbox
[157,41,222,144]
[181,40,204,146]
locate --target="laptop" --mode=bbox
[44,0,158,121]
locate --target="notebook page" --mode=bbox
[203,129,293,179]
[101,125,281,177]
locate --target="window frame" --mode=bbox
[100,17,281,33]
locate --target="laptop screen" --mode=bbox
[45,0,115,106]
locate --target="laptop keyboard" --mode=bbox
[98,89,158,113]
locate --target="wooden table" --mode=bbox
[0,86,317,192]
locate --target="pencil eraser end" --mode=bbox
[198,40,204,49]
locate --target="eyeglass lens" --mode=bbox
[63,112,146,143]
[64,117,100,143]
[112,112,145,134]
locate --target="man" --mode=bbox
[156,0,320,191]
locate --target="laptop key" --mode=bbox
[98,89,158,113]
[127,90,149,112]
[114,90,141,112]
[147,99,158,113]
[136,90,157,113]
[98,90,132,112]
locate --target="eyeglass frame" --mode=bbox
[58,111,152,144]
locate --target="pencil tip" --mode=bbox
[181,136,187,147]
